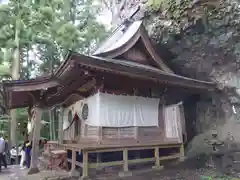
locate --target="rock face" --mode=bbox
[116,0,240,156]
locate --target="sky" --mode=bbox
[0,0,7,4]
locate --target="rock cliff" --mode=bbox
[116,0,240,156]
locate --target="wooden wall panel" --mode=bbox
[138,127,162,137]
[119,127,135,138]
[63,122,75,141]
[122,47,149,65]
[85,125,98,137]
[102,127,118,139]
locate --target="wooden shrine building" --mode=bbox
[2,20,216,178]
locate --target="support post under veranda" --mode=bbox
[118,148,132,177]
[152,146,163,170]
[80,150,89,180]
[179,143,185,162]
[70,149,79,176]
[28,106,42,175]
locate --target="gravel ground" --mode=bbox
[1,155,238,180]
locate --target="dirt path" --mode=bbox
[0,156,238,180]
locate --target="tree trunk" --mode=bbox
[10,18,20,164]
[28,107,42,174]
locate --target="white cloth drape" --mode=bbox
[83,92,160,127]
[63,109,70,130]
[20,150,26,168]
[27,121,33,134]
[164,103,182,142]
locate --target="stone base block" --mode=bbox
[152,165,164,170]
[79,176,90,180]
[28,167,40,175]
[118,171,132,177]
[179,156,186,162]
[69,169,80,177]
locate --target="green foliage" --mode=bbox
[0,0,108,79]
[147,0,221,24]
[0,63,10,76]
[0,0,108,139]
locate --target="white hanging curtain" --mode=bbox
[164,103,182,142]
[27,121,33,134]
[81,92,160,127]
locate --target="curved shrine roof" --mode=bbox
[93,21,142,55]
[2,20,217,109]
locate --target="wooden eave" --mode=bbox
[93,21,173,73]
[2,52,76,109]
[71,52,216,91]
[3,50,217,109]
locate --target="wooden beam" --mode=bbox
[88,154,181,169]
[72,54,216,91]
[140,27,174,73]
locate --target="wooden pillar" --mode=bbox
[179,144,185,161]
[119,148,132,177]
[123,148,128,172]
[152,147,163,170]
[96,153,102,170]
[134,127,139,142]
[69,149,79,176]
[58,106,64,144]
[81,150,89,180]
[98,126,103,143]
[28,106,42,175]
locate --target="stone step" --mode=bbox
[233,154,240,161]
[231,163,240,171]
